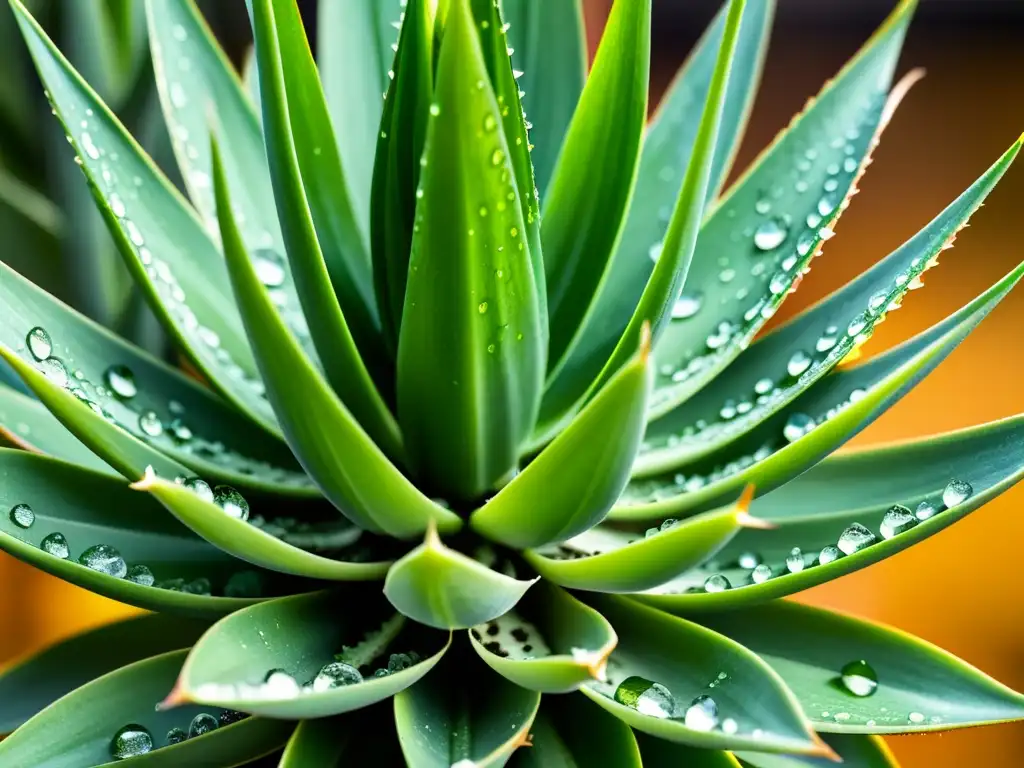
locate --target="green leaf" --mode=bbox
[384,525,538,629]
[136,470,393,581]
[542,0,650,376]
[639,137,1020,473]
[169,591,450,719]
[0,614,210,735]
[318,0,400,237]
[10,0,281,434]
[0,449,307,616]
[0,260,313,498]
[647,0,917,419]
[394,643,542,768]
[144,0,319,364]
[612,258,1024,523]
[278,708,405,767]
[697,601,1024,733]
[737,734,897,768]
[371,0,434,352]
[578,595,823,754]
[471,329,650,548]
[250,0,399,456]
[396,0,545,500]
[501,0,586,199]
[635,733,741,768]
[0,650,294,767]
[508,695,642,768]
[468,581,617,693]
[242,46,260,114]
[636,414,1024,610]
[210,133,462,539]
[0,382,115,474]
[539,0,768,437]
[524,495,751,593]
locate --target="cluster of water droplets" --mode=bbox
[649,93,886,409]
[604,669,746,737]
[676,478,973,594]
[109,709,248,760]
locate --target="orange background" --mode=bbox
[1,2,1022,766]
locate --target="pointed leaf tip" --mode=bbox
[639,320,652,361]
[734,484,776,529]
[129,464,158,490]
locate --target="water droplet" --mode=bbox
[138,410,163,438]
[783,413,814,443]
[9,503,34,529]
[908,711,926,724]
[837,523,878,555]
[311,661,363,692]
[880,505,918,539]
[840,660,878,697]
[817,195,836,216]
[79,544,128,578]
[184,477,215,503]
[110,724,153,759]
[704,574,731,593]
[942,479,972,509]
[614,676,674,719]
[483,114,497,132]
[718,267,736,283]
[126,565,155,586]
[915,500,938,521]
[722,717,739,734]
[166,727,187,745]
[253,249,287,287]
[26,327,53,360]
[429,103,440,116]
[738,552,762,569]
[477,301,489,314]
[754,377,774,395]
[189,713,219,738]
[753,218,788,251]
[754,196,772,215]
[215,486,250,521]
[847,312,869,337]
[104,365,137,399]
[671,293,703,320]
[491,149,505,166]
[684,694,719,731]
[785,548,805,573]
[41,532,70,559]
[751,563,772,584]
[648,242,663,262]
[816,326,839,353]
[787,350,812,378]
[818,545,841,565]
[38,358,69,388]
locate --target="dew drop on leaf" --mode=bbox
[783,413,814,443]
[703,573,731,593]
[184,477,215,503]
[41,532,70,559]
[737,552,761,569]
[837,523,877,555]
[110,724,153,760]
[786,350,812,378]
[684,694,719,731]
[671,293,703,320]
[9,503,34,529]
[753,218,788,251]
[751,563,772,584]
[79,544,128,578]
[908,711,926,724]
[880,505,918,539]
[138,410,164,437]
[189,713,219,738]
[104,365,137,399]
[126,565,155,587]
[26,327,52,361]
[613,676,674,719]
[785,548,805,573]
[165,727,187,745]
[915,500,938,521]
[311,661,363,692]
[214,486,250,521]
[253,249,287,287]
[818,545,841,565]
[840,660,878,697]
[942,479,972,509]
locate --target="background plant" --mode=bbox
[0,0,1022,766]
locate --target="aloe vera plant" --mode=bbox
[1,0,1022,764]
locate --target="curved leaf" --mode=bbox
[251,0,395,450]
[0,615,210,735]
[0,260,313,497]
[210,133,462,539]
[169,591,450,719]
[397,0,544,500]
[471,328,650,549]
[469,581,617,693]
[318,0,400,237]
[394,644,541,768]
[647,0,917,419]
[0,449,307,616]
[10,0,279,433]
[524,495,751,593]
[612,258,1024,523]
[136,469,393,581]
[0,382,115,474]
[540,0,764,435]
[277,707,405,767]
[501,0,587,197]
[578,596,822,754]
[639,136,1020,472]
[0,650,294,767]
[737,734,897,768]
[698,601,1024,733]
[508,695,642,768]
[635,733,741,768]
[542,0,650,375]
[145,0,321,371]
[384,525,538,629]
[371,0,434,352]
[636,414,1024,609]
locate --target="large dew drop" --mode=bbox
[214,486,250,521]
[166,727,187,745]
[110,724,153,760]
[26,327,52,361]
[818,545,841,565]
[703,574,731,593]
[78,544,128,578]
[264,669,301,698]
[783,413,814,443]
[126,564,155,586]
[880,505,918,539]
[184,477,215,503]
[9,503,34,529]
[683,694,719,731]
[613,676,674,719]
[311,661,363,692]
[41,532,70,559]
[837,523,877,556]
[671,293,703,320]
[751,563,772,584]
[840,659,878,697]
[753,219,788,251]
[104,365,137,399]
[942,479,972,509]
[189,713,219,738]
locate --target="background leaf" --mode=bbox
[508,695,642,767]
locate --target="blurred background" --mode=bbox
[1,0,1022,765]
